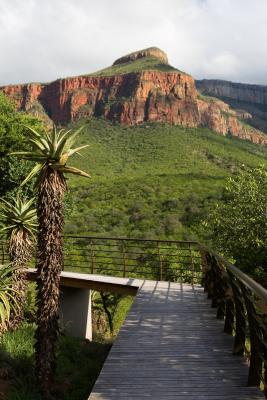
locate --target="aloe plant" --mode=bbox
[0,196,37,328]
[0,264,18,332]
[12,125,90,397]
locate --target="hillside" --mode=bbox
[196,79,267,133]
[65,118,267,240]
[1,47,267,145]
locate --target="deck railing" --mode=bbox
[63,236,202,283]
[1,235,267,395]
[200,245,267,396]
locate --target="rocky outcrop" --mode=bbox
[1,48,267,145]
[0,70,199,126]
[196,79,267,133]
[113,47,168,65]
[197,98,266,144]
[196,79,267,105]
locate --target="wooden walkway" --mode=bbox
[89,280,264,400]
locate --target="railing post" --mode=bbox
[229,274,246,356]
[202,250,234,324]
[199,249,209,292]
[121,240,127,278]
[241,284,263,387]
[90,240,95,274]
[204,253,223,312]
[201,251,213,298]
[157,241,163,281]
[189,243,195,284]
[210,256,227,319]
[224,290,235,335]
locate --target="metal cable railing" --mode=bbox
[63,236,202,283]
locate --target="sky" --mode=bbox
[1,0,267,86]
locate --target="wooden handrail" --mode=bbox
[199,243,267,396]
[199,243,267,302]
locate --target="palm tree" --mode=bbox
[0,263,19,333]
[12,125,90,398]
[0,197,37,328]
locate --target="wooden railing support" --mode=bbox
[224,295,235,335]
[241,284,263,387]
[200,245,267,397]
[229,273,247,356]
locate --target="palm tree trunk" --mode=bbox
[34,167,66,398]
[9,231,33,328]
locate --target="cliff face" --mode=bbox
[196,79,267,133]
[1,49,267,145]
[0,71,197,125]
[196,79,267,105]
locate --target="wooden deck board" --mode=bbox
[89,281,264,399]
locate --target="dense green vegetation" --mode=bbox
[205,167,267,285]
[65,118,267,240]
[0,93,43,199]
[1,93,267,398]
[0,284,132,400]
[88,56,180,77]
[0,322,111,400]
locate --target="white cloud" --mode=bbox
[202,52,240,79]
[0,0,267,85]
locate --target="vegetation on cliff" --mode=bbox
[65,118,267,241]
[89,55,180,77]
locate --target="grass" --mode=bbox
[64,118,267,240]
[87,56,180,77]
[0,284,133,400]
[0,323,111,400]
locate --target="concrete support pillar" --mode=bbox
[59,287,92,341]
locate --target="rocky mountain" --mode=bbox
[1,47,267,144]
[196,79,267,133]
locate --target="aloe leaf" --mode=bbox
[21,163,43,187]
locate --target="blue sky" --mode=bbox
[1,0,267,85]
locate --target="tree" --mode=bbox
[0,92,43,199]
[12,125,90,398]
[0,197,37,327]
[204,166,267,285]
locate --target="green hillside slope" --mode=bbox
[65,118,267,240]
[88,56,180,77]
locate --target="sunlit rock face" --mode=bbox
[1,48,267,144]
[196,79,267,134]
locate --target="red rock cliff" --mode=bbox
[1,49,267,145]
